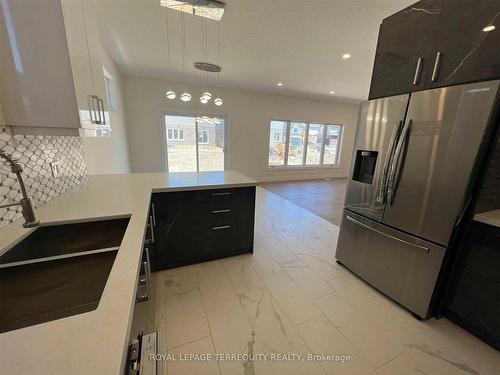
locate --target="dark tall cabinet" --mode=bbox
[369,1,441,99]
[369,0,500,99]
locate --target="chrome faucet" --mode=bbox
[0,149,40,228]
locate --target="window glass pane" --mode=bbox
[323,124,342,165]
[287,122,306,165]
[268,120,287,166]
[306,123,324,165]
[165,115,197,172]
[197,118,224,171]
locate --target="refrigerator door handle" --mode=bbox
[386,119,412,206]
[376,120,403,204]
[346,215,430,252]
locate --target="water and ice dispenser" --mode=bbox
[352,150,378,184]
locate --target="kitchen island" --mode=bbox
[0,171,257,375]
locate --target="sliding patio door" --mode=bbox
[164,114,225,172]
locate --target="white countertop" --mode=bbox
[473,209,500,228]
[0,171,257,375]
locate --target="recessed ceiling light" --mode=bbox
[277,82,284,87]
[329,91,335,94]
[483,25,496,32]
[342,53,351,60]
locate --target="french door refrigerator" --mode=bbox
[335,80,500,319]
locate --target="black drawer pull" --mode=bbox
[212,225,231,230]
[211,192,232,196]
[212,209,231,214]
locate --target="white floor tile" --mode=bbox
[238,287,304,354]
[162,270,211,349]
[166,337,221,375]
[283,264,334,299]
[208,309,274,375]
[296,315,376,375]
[197,262,242,318]
[269,345,327,375]
[262,270,321,325]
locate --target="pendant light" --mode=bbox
[164,9,176,100]
[214,17,223,106]
[200,10,211,103]
[180,6,191,102]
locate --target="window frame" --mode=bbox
[198,130,209,144]
[267,119,343,169]
[167,128,185,141]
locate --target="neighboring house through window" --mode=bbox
[268,120,343,167]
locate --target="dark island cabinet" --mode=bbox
[151,187,256,270]
[369,0,442,99]
[427,0,500,88]
[369,0,500,99]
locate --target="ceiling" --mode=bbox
[95,0,414,102]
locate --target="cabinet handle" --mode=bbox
[431,52,442,82]
[211,192,231,196]
[346,215,429,253]
[413,57,423,85]
[98,97,106,125]
[212,209,231,213]
[90,95,102,125]
[212,225,231,230]
[145,215,155,244]
[88,95,96,124]
[151,203,156,226]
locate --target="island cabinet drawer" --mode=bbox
[155,186,255,205]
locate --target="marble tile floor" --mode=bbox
[151,186,500,375]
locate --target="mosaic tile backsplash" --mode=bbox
[0,131,87,229]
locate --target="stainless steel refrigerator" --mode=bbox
[335,80,500,319]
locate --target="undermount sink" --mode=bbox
[0,218,130,333]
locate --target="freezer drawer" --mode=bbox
[335,210,446,318]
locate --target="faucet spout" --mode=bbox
[0,149,40,228]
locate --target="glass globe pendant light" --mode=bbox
[164,9,176,100]
[214,97,223,106]
[180,92,192,102]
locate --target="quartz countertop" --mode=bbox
[0,171,257,375]
[473,209,500,228]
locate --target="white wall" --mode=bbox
[82,50,130,175]
[123,75,359,182]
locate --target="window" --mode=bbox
[267,120,342,167]
[164,114,226,172]
[167,129,184,141]
[198,130,209,144]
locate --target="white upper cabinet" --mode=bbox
[0,0,80,129]
[62,0,109,130]
[82,0,109,121]
[0,0,109,135]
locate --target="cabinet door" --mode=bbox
[426,0,500,88]
[0,0,80,129]
[61,0,95,129]
[447,221,500,350]
[81,0,109,125]
[368,1,442,99]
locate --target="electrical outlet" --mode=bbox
[50,160,63,178]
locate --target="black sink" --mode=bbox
[0,218,129,265]
[0,218,130,333]
[0,250,117,333]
